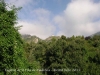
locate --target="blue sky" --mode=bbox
[5,0,100,39]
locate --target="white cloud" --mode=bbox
[32,8,51,23]
[6,0,56,39]
[54,0,100,37]
[18,8,56,39]
[18,21,55,39]
[33,8,51,17]
[6,0,100,38]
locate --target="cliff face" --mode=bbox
[21,34,61,43]
[21,31,100,43]
[45,35,60,41]
[21,34,41,43]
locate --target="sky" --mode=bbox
[5,0,100,39]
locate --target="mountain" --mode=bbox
[21,34,42,43]
[90,31,100,37]
[21,34,61,43]
[22,31,100,43]
[45,35,61,42]
[93,31,100,35]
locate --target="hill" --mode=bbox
[90,31,100,37]
[45,35,61,42]
[21,34,42,43]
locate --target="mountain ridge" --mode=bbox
[21,31,100,43]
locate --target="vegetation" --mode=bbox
[26,35,100,75]
[0,0,42,75]
[0,0,100,75]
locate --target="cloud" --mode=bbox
[18,21,55,39]
[54,0,100,37]
[18,8,56,39]
[5,0,56,39]
[32,8,51,22]
[6,0,100,39]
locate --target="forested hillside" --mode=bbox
[25,35,100,75]
[0,0,100,75]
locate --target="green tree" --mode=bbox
[0,1,43,75]
[0,0,26,74]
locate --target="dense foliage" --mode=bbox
[0,0,42,75]
[25,35,100,75]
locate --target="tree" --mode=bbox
[0,0,26,74]
[0,1,43,75]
